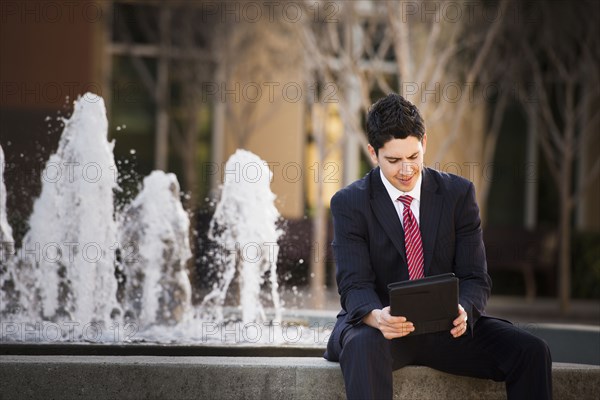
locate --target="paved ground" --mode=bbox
[485,295,600,326]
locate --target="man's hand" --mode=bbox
[363,306,414,339]
[450,304,468,338]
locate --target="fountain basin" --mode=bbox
[1,321,598,399]
[1,317,597,364]
[1,355,598,400]
[0,343,324,357]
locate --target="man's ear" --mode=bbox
[367,144,378,165]
[422,134,427,154]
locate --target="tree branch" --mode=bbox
[433,0,509,163]
[536,110,562,188]
[520,43,565,151]
[573,158,600,203]
[386,1,412,83]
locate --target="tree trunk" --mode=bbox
[311,191,327,309]
[310,103,327,309]
[558,195,571,313]
[558,150,573,313]
[524,110,539,231]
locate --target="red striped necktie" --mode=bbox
[398,195,425,280]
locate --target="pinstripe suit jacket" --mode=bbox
[330,167,492,331]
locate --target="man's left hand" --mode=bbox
[451,304,468,338]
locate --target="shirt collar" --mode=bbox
[379,168,422,204]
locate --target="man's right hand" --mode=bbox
[363,306,415,339]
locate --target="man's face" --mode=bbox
[368,135,427,192]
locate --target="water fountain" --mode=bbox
[0,95,596,400]
[0,145,17,312]
[5,94,121,326]
[118,170,193,327]
[0,93,332,348]
[199,149,282,325]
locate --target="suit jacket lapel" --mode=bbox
[370,168,407,263]
[420,168,442,275]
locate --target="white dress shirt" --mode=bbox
[379,168,422,228]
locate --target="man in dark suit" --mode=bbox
[324,93,552,399]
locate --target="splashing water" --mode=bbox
[0,145,19,317]
[118,171,193,326]
[0,93,329,345]
[0,146,12,246]
[199,150,283,324]
[0,93,192,337]
[10,94,121,324]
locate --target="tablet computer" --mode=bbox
[387,273,459,335]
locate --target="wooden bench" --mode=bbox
[484,228,558,301]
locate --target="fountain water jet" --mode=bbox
[6,94,121,324]
[0,146,12,245]
[118,170,193,326]
[0,93,324,345]
[0,145,19,316]
[0,93,194,337]
[199,149,283,325]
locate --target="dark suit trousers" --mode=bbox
[325,316,552,400]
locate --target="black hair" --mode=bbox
[366,93,425,154]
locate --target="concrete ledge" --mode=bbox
[1,356,599,399]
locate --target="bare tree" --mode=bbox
[515,2,600,312]
[301,0,509,198]
[297,0,510,300]
[217,11,299,149]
